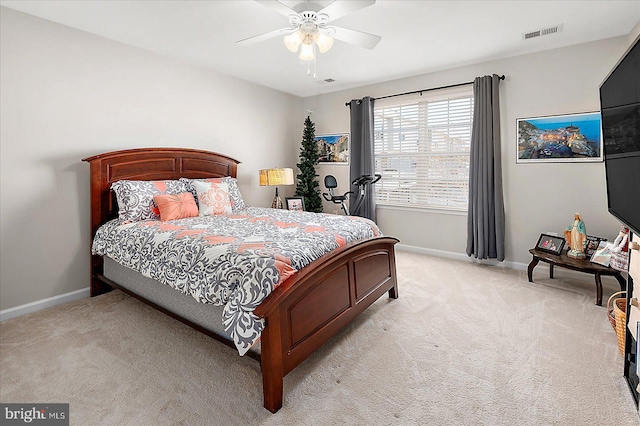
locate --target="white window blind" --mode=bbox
[374,86,474,211]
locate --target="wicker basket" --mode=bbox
[607,291,627,355]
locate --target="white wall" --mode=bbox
[0,8,303,310]
[304,36,632,265]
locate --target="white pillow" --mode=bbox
[180,177,246,212]
[192,180,233,216]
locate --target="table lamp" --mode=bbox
[259,168,295,209]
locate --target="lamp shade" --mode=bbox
[299,43,315,61]
[314,32,334,53]
[259,168,294,186]
[284,30,303,52]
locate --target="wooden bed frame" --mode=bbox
[82,148,399,413]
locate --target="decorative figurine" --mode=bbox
[564,213,587,259]
[610,225,630,271]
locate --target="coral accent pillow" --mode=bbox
[193,180,233,216]
[153,192,199,221]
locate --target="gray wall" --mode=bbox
[304,36,633,266]
[0,8,303,310]
[1,6,636,312]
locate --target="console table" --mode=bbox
[527,248,626,305]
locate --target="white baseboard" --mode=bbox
[0,287,90,322]
[395,243,622,286]
[395,243,528,270]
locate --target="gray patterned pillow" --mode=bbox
[180,177,246,212]
[111,179,190,223]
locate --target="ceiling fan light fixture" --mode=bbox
[284,30,303,52]
[299,43,315,60]
[236,0,380,77]
[313,32,334,53]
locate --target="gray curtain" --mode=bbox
[349,96,376,221]
[466,75,505,261]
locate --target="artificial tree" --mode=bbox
[295,114,323,213]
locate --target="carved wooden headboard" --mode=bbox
[83,147,240,233]
[82,148,240,292]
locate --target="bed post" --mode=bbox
[260,310,284,413]
[87,158,112,296]
[388,249,399,299]
[90,256,112,296]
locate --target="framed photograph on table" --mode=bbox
[285,196,305,211]
[585,235,606,257]
[590,241,614,267]
[535,233,565,255]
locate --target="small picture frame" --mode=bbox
[285,196,305,212]
[585,235,606,257]
[535,233,565,255]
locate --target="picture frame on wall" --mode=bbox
[315,133,349,164]
[535,233,565,255]
[285,196,305,211]
[517,112,603,163]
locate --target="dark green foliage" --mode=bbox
[295,115,323,213]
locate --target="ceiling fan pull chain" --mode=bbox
[312,43,317,79]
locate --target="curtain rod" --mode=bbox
[344,75,505,106]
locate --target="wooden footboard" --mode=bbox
[254,236,399,413]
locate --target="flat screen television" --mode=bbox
[600,35,640,235]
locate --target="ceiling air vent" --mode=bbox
[523,24,563,40]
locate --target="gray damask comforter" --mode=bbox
[92,207,380,355]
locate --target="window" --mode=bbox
[373,86,474,211]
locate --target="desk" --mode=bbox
[527,248,626,305]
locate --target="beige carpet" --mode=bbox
[1,250,638,425]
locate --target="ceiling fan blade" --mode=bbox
[236,28,290,46]
[320,0,376,22]
[255,0,299,18]
[331,26,381,50]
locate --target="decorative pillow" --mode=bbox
[153,192,199,221]
[180,177,246,211]
[192,180,233,216]
[111,179,189,223]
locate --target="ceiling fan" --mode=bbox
[236,0,382,58]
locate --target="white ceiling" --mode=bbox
[2,1,639,98]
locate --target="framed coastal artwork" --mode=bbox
[315,133,349,164]
[517,112,603,163]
